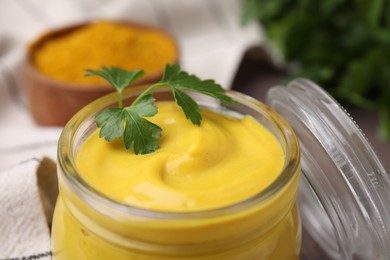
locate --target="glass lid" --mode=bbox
[266,78,390,260]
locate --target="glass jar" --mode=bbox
[52,86,301,259]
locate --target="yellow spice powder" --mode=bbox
[32,21,177,85]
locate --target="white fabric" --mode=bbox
[0,0,263,259]
[0,158,51,260]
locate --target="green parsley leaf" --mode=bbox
[171,88,202,125]
[86,64,236,154]
[95,108,125,141]
[95,95,161,154]
[85,67,144,107]
[157,64,238,125]
[122,97,162,154]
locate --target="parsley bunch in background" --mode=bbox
[242,0,390,140]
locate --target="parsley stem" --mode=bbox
[118,91,123,108]
[131,83,165,107]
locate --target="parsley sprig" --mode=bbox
[85,64,237,155]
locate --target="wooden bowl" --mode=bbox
[21,20,179,126]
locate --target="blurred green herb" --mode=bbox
[242,0,390,140]
[85,64,236,154]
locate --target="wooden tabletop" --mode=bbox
[232,52,390,259]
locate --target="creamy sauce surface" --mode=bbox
[76,102,284,211]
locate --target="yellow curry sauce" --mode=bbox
[76,102,284,211]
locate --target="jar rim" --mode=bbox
[57,86,300,219]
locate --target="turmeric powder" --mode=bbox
[32,21,178,85]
